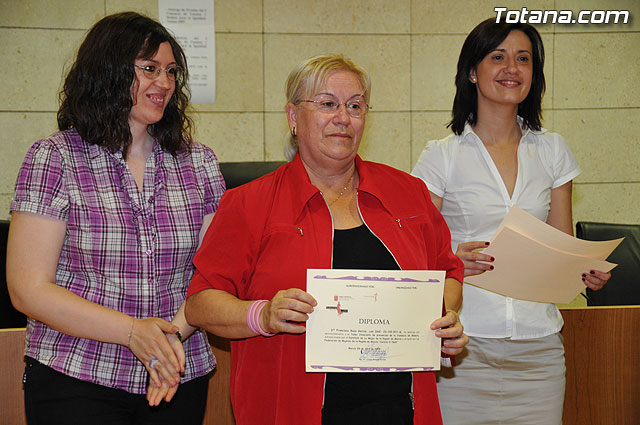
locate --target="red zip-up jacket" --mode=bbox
[189,153,464,425]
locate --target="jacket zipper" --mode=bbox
[320,193,336,274]
[356,192,414,407]
[395,215,418,228]
[319,191,335,409]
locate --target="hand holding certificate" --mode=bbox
[305,269,446,373]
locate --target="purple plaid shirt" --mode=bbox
[10,129,224,394]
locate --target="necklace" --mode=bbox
[324,172,355,207]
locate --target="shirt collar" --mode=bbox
[88,141,105,161]
[285,153,324,220]
[285,152,396,219]
[355,155,406,216]
[460,116,547,144]
[96,139,164,165]
[517,116,547,138]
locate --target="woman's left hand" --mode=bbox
[431,310,468,356]
[146,332,184,406]
[582,269,610,291]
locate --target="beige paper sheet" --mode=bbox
[495,206,623,258]
[465,206,622,304]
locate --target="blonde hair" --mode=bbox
[284,54,371,161]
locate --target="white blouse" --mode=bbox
[412,122,581,339]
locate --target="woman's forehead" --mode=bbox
[309,71,364,96]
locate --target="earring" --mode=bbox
[291,126,297,136]
[470,76,477,83]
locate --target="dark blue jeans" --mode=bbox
[24,356,209,425]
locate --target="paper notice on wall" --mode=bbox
[159,0,216,104]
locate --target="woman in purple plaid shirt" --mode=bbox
[6,12,224,424]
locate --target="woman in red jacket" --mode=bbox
[186,54,466,425]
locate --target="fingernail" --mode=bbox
[490,257,495,262]
[485,242,490,246]
[590,270,595,275]
[582,273,587,278]
[489,265,494,270]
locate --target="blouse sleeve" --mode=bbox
[546,133,581,188]
[199,145,226,216]
[411,139,449,198]
[10,139,69,221]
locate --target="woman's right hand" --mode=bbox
[127,318,181,388]
[260,288,317,335]
[147,378,178,407]
[456,241,495,277]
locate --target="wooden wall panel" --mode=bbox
[203,334,235,425]
[0,329,27,425]
[561,307,640,425]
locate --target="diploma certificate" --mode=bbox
[305,269,445,372]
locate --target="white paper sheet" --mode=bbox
[466,206,622,303]
[305,269,445,373]
[159,0,216,104]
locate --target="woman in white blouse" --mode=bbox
[412,19,609,424]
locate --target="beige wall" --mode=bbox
[1,0,639,228]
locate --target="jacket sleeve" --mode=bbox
[188,188,260,299]
[420,179,464,283]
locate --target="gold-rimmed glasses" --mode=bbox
[134,64,183,81]
[299,95,369,118]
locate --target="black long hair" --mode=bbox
[449,18,545,135]
[57,12,193,156]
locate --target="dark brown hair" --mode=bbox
[57,12,193,156]
[449,18,546,135]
